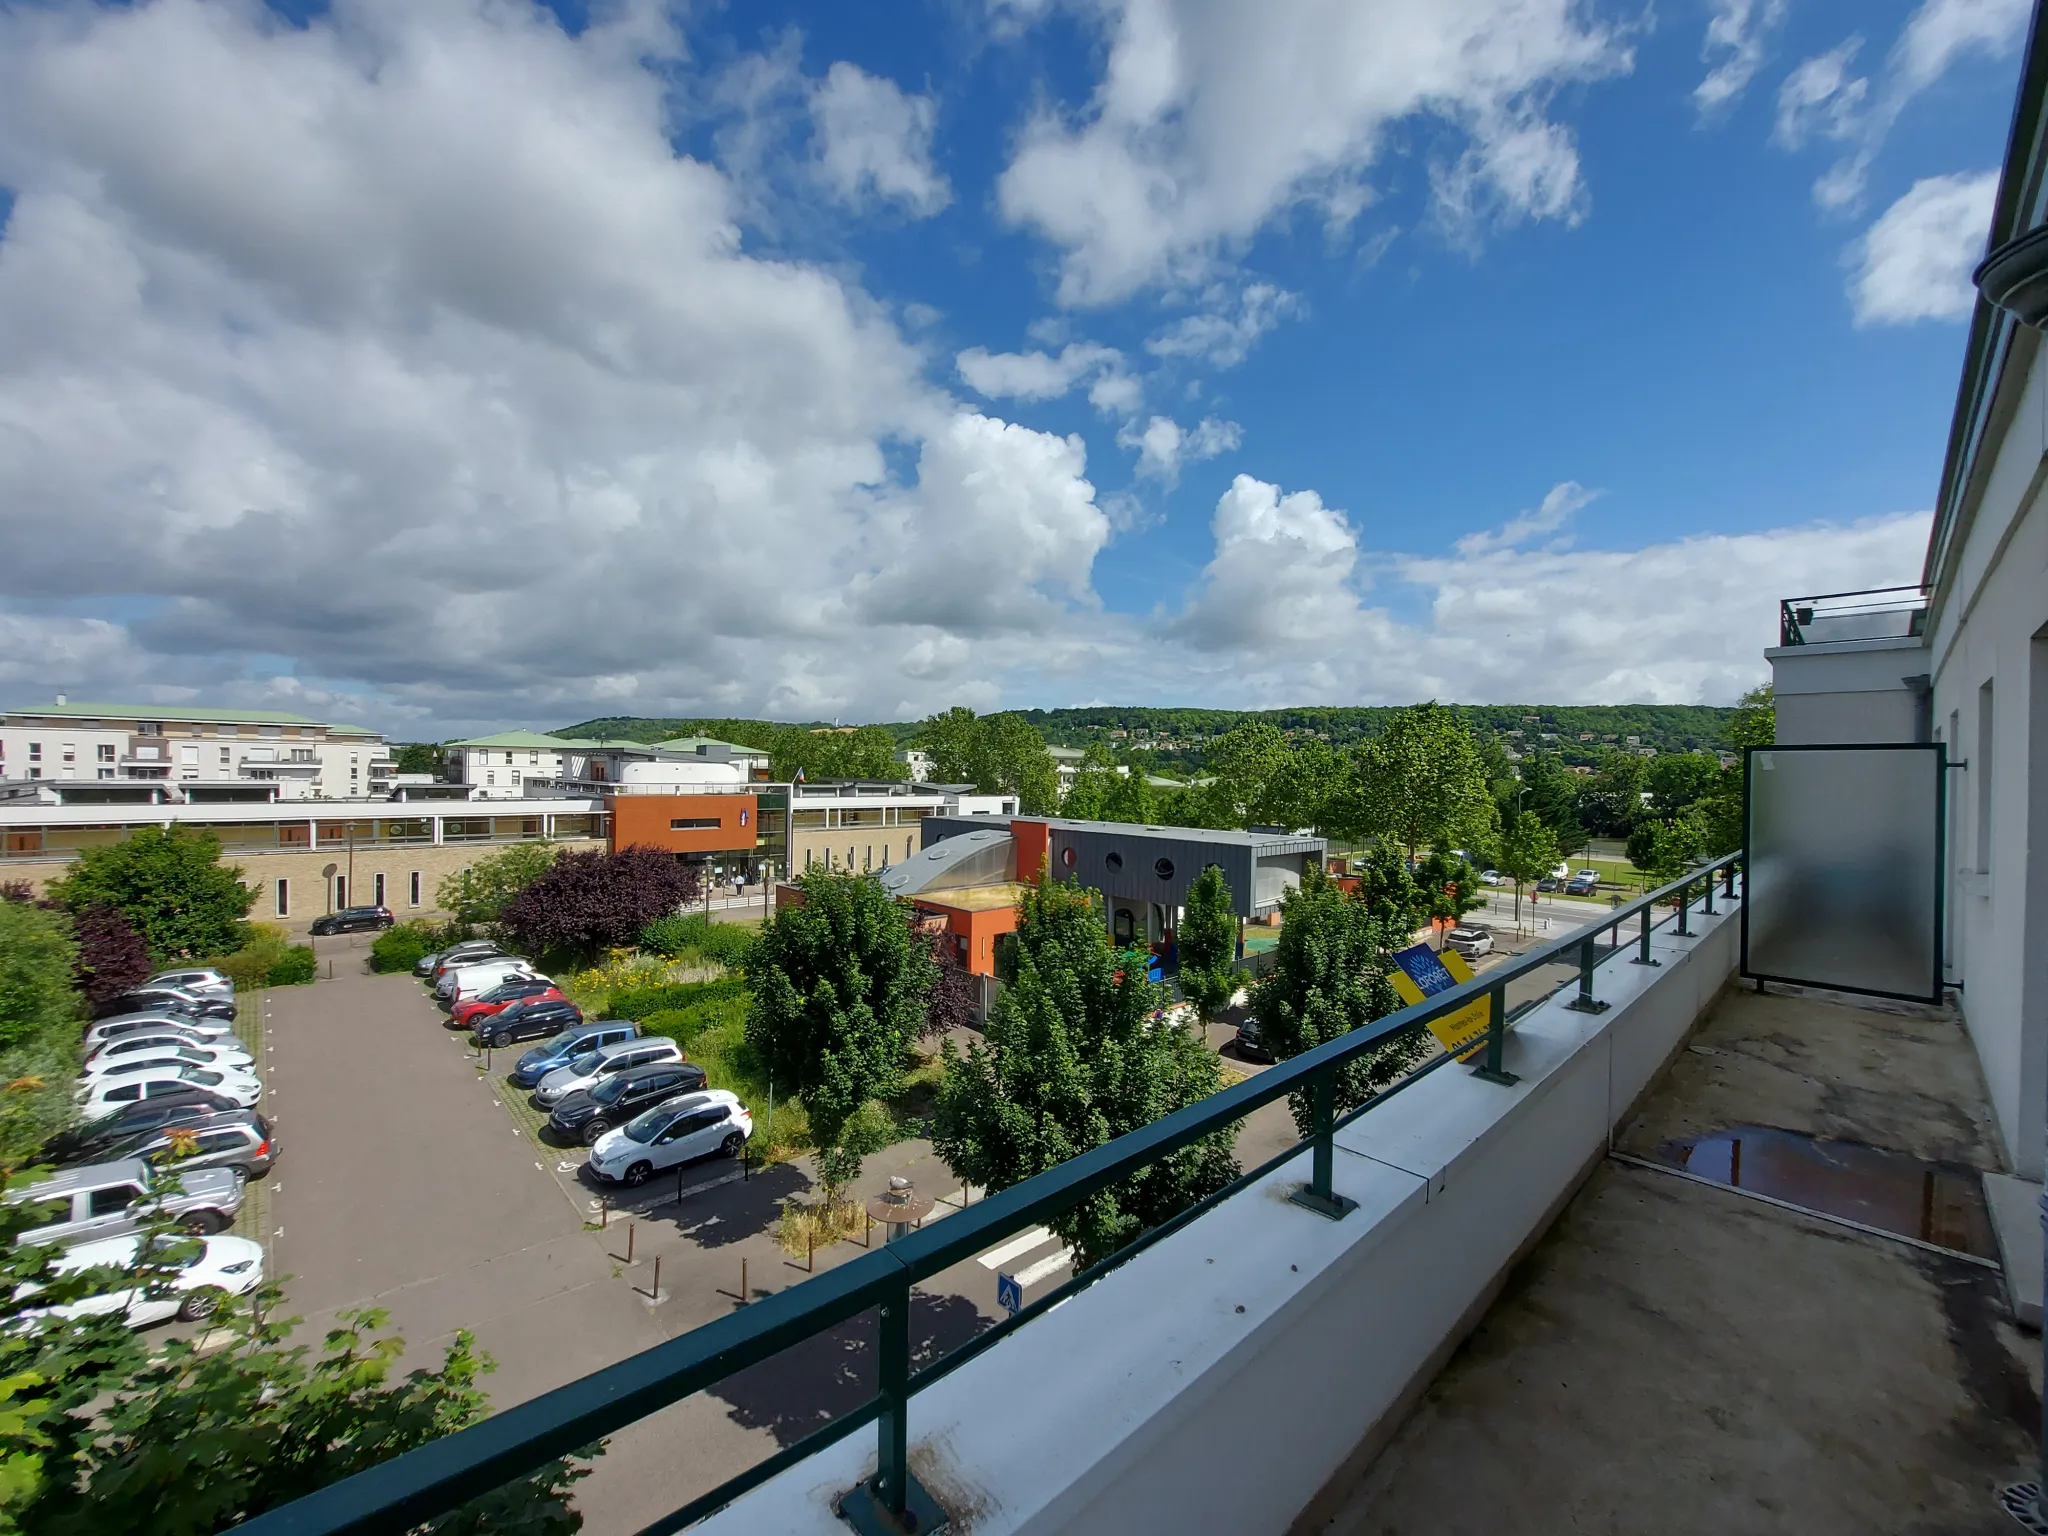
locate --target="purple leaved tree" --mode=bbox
[920,930,979,1041]
[72,904,154,1005]
[500,846,701,959]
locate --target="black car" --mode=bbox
[548,1062,709,1145]
[100,1110,278,1182]
[47,1092,243,1165]
[96,989,238,1022]
[1233,1016,1275,1063]
[475,997,584,1051]
[310,905,395,936]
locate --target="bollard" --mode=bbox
[739,1256,747,1305]
[677,1165,685,1204]
[600,1196,609,1229]
[807,1228,815,1273]
[864,1210,873,1248]
[651,1254,661,1301]
[626,1222,635,1265]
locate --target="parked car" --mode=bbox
[85,1014,236,1051]
[79,1044,252,1084]
[439,957,538,1005]
[47,1094,245,1167]
[9,1156,244,1245]
[24,1231,264,1327]
[430,948,507,987]
[1446,926,1494,960]
[450,977,562,1028]
[96,988,237,1022]
[1536,876,1561,893]
[474,997,585,1052]
[548,1062,710,1145]
[1478,869,1505,886]
[79,1064,261,1115]
[1565,875,1601,898]
[586,1091,753,1186]
[97,1111,278,1183]
[416,939,501,979]
[309,905,395,936]
[144,967,235,1002]
[1574,869,1602,885]
[534,1039,686,1109]
[507,1020,639,1085]
[85,1034,252,1075]
[1233,1016,1274,1063]
[1550,862,1570,880]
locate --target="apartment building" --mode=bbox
[445,732,771,797]
[788,780,1017,876]
[0,701,392,801]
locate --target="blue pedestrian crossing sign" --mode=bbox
[996,1273,1022,1316]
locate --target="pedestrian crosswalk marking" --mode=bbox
[1012,1247,1074,1289]
[977,1226,1056,1270]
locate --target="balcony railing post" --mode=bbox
[1676,879,1692,937]
[1469,981,1519,1086]
[1633,903,1660,967]
[1702,868,1716,915]
[1724,857,1739,901]
[1288,1067,1357,1220]
[837,1274,946,1535]
[1565,934,1609,1014]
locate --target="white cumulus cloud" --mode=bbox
[994,0,1634,304]
[810,61,950,216]
[955,341,1132,409]
[1849,170,1998,325]
[1696,0,1788,114]
[1117,414,1241,484]
[1455,480,1598,555]
[1146,283,1301,369]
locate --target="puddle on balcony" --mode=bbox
[1651,1124,1996,1259]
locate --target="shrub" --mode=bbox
[369,923,439,974]
[0,901,80,1053]
[641,913,756,967]
[633,990,749,1048]
[209,923,292,992]
[266,945,318,987]
[501,847,700,958]
[608,976,747,1023]
[45,825,255,961]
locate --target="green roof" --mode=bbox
[5,702,322,726]
[446,731,593,750]
[654,736,771,756]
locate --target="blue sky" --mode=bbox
[0,0,2026,732]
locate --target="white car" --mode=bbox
[21,1232,263,1328]
[533,1038,685,1109]
[145,968,236,1003]
[1574,869,1602,884]
[1549,861,1570,880]
[80,1063,261,1113]
[85,1014,238,1051]
[1478,869,1505,886]
[587,1091,753,1186]
[79,1044,252,1083]
[85,1034,252,1074]
[1447,926,1495,960]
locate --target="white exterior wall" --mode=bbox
[1924,329,2048,1179]
[0,723,127,783]
[0,717,383,800]
[1765,637,1926,745]
[453,744,568,797]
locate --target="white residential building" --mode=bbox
[0,701,391,802]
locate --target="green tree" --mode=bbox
[1516,751,1587,855]
[1346,847,1428,933]
[0,902,79,1053]
[743,870,936,1193]
[1646,752,1721,817]
[1057,745,1119,820]
[436,842,561,930]
[1643,813,1707,886]
[392,742,443,776]
[1179,864,1238,1015]
[1265,739,1344,833]
[1580,749,1649,838]
[918,709,1060,813]
[46,827,254,962]
[1495,810,1559,924]
[1727,683,1775,751]
[1205,722,1292,828]
[1352,704,1495,863]
[1100,769,1156,824]
[931,874,1235,1269]
[769,725,902,783]
[1691,683,1774,858]
[1249,867,1428,1134]
[1412,851,1483,943]
[0,1174,593,1534]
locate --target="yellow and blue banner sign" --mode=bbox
[1389,943,1491,1058]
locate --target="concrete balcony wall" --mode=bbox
[1765,635,1928,746]
[699,892,1742,1536]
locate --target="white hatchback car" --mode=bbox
[145,968,236,1003]
[79,1043,250,1083]
[1446,926,1495,960]
[85,1033,252,1074]
[1478,869,1505,886]
[533,1039,685,1109]
[79,1063,261,1113]
[23,1231,264,1328]
[587,1091,753,1186]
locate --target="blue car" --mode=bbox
[508,1020,639,1088]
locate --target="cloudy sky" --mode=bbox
[0,0,2023,735]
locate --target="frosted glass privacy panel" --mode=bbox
[1742,744,1943,1002]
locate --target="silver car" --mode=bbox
[533,1039,685,1108]
[145,967,235,1003]
[10,1156,245,1246]
[85,1013,237,1050]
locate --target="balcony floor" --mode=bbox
[1310,985,2041,1536]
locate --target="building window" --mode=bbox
[220,747,231,765]
[373,872,386,907]
[275,879,289,917]
[529,752,539,765]
[511,771,521,786]
[27,768,39,780]
[409,871,421,906]
[670,818,721,830]
[97,768,114,780]
[486,771,495,786]
[504,751,514,766]
[60,744,75,763]
[27,743,40,761]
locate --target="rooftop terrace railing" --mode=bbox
[240,850,1743,1536]
[1778,585,1928,647]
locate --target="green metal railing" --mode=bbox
[239,851,1743,1536]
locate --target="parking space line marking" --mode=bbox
[1012,1246,1074,1289]
[977,1226,1056,1270]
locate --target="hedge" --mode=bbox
[370,922,442,974]
[607,975,747,1024]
